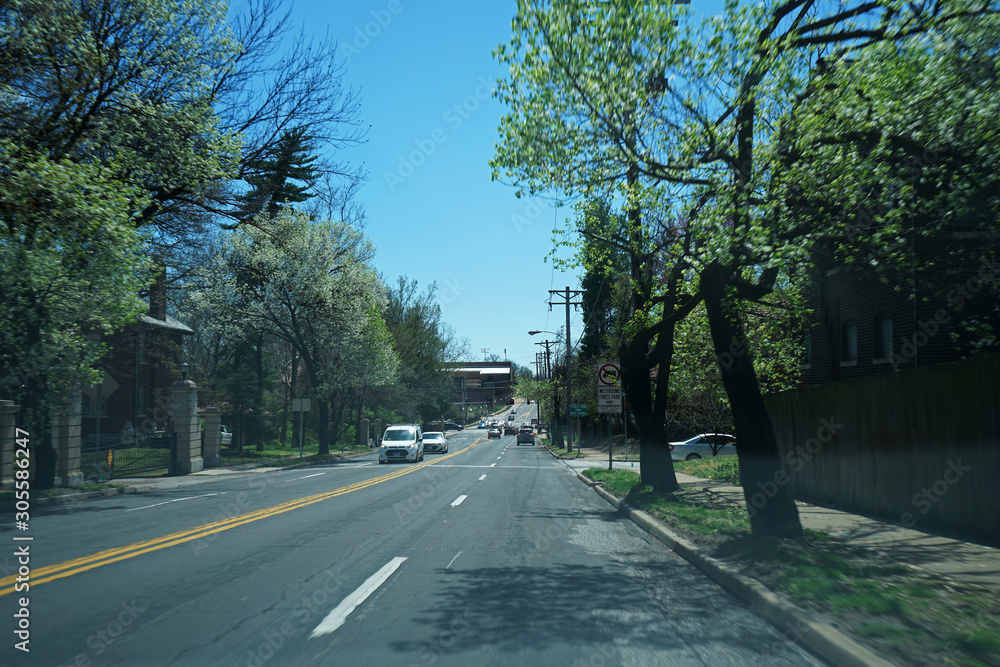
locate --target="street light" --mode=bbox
[528,330,560,379]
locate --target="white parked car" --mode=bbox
[220,425,232,446]
[422,431,448,454]
[379,424,424,463]
[669,433,737,461]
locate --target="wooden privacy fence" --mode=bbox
[764,354,1000,544]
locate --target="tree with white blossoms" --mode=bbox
[190,210,398,454]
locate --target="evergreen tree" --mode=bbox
[235,127,319,221]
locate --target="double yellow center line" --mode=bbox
[0,439,482,597]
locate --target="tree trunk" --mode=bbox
[620,335,679,493]
[700,262,802,538]
[316,398,329,455]
[550,392,564,449]
[355,389,365,447]
[25,396,57,490]
[255,334,264,451]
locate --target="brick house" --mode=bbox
[800,232,999,385]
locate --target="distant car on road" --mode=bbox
[422,431,448,454]
[516,425,535,445]
[441,422,463,431]
[503,423,517,435]
[478,421,488,429]
[669,433,737,461]
[488,426,502,439]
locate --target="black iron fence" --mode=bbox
[82,430,176,481]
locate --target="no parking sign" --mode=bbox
[597,362,622,413]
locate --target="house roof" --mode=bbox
[453,368,512,375]
[139,313,194,335]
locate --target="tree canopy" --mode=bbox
[493,0,1000,536]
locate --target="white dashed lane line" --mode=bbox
[125,493,224,512]
[310,557,407,638]
[478,474,487,480]
[285,472,326,482]
[450,495,468,507]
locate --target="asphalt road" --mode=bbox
[0,407,825,666]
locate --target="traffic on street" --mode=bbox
[0,403,824,666]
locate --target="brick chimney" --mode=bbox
[149,264,167,321]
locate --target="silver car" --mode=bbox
[422,431,448,454]
[669,433,737,461]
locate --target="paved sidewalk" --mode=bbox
[560,445,1000,593]
[672,472,1000,593]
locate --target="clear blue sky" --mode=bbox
[278,0,723,372]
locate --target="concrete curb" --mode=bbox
[2,485,135,508]
[580,473,894,667]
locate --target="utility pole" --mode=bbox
[548,286,584,452]
[535,339,557,431]
[534,339,557,380]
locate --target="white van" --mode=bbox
[379,424,423,463]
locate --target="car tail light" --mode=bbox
[668,444,674,450]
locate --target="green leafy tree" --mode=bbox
[493,0,996,536]
[0,151,151,487]
[190,210,397,454]
[376,278,461,426]
[0,0,237,486]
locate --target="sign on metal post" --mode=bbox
[570,403,587,416]
[597,361,622,413]
[291,398,311,458]
[598,362,621,387]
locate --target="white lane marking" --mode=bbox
[446,551,463,569]
[310,557,408,638]
[450,495,468,507]
[125,493,223,512]
[285,472,326,482]
[426,464,495,468]
[490,463,496,467]
[478,474,487,481]
[497,456,502,460]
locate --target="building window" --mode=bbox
[801,331,812,368]
[842,321,858,364]
[875,317,893,361]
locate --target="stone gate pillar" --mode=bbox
[0,400,22,490]
[199,406,222,468]
[52,390,84,487]
[168,379,203,475]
